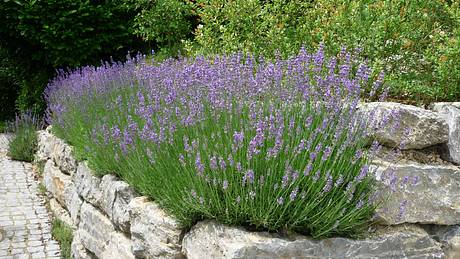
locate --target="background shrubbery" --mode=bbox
[1,0,135,118]
[195,0,460,103]
[126,0,198,58]
[0,0,202,120]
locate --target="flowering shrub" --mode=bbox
[7,111,43,162]
[46,46,392,238]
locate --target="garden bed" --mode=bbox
[37,100,460,258]
[39,48,460,258]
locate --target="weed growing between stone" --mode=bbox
[7,112,42,162]
[51,218,73,259]
[46,46,401,238]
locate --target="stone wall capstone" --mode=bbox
[182,221,444,259]
[431,102,460,164]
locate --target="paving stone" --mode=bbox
[0,134,61,258]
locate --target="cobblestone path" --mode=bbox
[0,135,61,259]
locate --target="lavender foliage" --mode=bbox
[46,47,390,238]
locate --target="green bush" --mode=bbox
[0,121,6,133]
[12,0,143,68]
[127,0,197,56]
[0,47,22,121]
[0,0,149,118]
[51,219,73,259]
[7,112,42,162]
[195,0,460,103]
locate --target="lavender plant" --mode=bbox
[7,111,43,162]
[46,46,390,238]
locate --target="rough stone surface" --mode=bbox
[182,221,444,259]
[128,197,184,259]
[36,129,57,162]
[49,198,75,229]
[78,202,135,258]
[0,134,61,258]
[74,167,138,233]
[440,225,460,259]
[100,175,138,233]
[43,159,72,206]
[359,102,449,149]
[77,202,115,257]
[71,231,96,259]
[432,102,460,164]
[74,162,103,206]
[431,102,460,110]
[63,182,83,226]
[421,224,460,259]
[37,126,78,174]
[101,232,135,259]
[51,136,78,175]
[372,160,460,225]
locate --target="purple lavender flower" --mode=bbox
[219,156,226,170]
[335,175,344,187]
[356,199,364,209]
[236,162,242,172]
[228,154,234,167]
[281,173,290,188]
[195,154,205,175]
[354,150,363,162]
[210,156,218,170]
[111,125,121,140]
[315,143,323,153]
[401,175,410,186]
[389,173,398,192]
[297,139,306,153]
[322,173,333,193]
[243,169,255,185]
[179,154,185,165]
[304,164,312,176]
[290,187,299,201]
[233,131,244,145]
[355,165,369,182]
[222,180,229,190]
[313,170,321,182]
[277,197,284,205]
[305,116,313,128]
[397,200,408,220]
[291,170,299,181]
[322,146,332,160]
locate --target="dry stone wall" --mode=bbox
[36,102,460,259]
